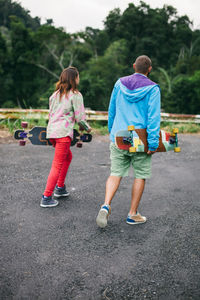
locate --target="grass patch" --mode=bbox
[89,121,109,135]
[0,117,48,133]
[161,122,200,133]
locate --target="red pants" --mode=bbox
[43,137,72,197]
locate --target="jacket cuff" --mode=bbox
[148,146,157,151]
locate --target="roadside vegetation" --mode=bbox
[0,0,200,114]
[0,119,199,136]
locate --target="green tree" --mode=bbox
[104,2,193,69]
[0,0,40,30]
[0,32,14,107]
[176,36,200,75]
[104,8,121,42]
[164,71,200,114]
[1,0,199,114]
[77,27,109,58]
[10,17,41,107]
[80,39,129,110]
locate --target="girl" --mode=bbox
[40,66,91,208]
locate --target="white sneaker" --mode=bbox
[96,205,111,228]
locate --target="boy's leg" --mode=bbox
[105,143,130,205]
[96,175,122,228]
[126,153,151,224]
[104,175,122,205]
[96,143,130,228]
[128,178,145,215]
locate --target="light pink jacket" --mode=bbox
[46,90,88,139]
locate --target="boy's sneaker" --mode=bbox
[96,205,111,228]
[40,196,59,208]
[54,185,70,198]
[126,212,147,225]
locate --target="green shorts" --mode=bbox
[110,142,152,179]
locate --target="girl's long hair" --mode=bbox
[55,66,79,98]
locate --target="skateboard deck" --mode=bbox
[14,125,92,147]
[115,126,181,153]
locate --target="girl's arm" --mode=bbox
[72,93,91,132]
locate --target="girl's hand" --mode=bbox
[78,125,91,133]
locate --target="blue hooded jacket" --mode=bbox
[108,73,161,151]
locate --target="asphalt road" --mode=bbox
[0,134,200,300]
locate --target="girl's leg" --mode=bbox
[56,149,72,188]
[43,137,71,197]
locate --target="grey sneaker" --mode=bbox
[40,196,59,208]
[96,205,111,228]
[54,185,70,198]
[126,212,147,225]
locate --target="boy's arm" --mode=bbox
[108,81,119,133]
[147,86,161,151]
[72,93,91,132]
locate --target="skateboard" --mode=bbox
[115,125,181,153]
[14,122,92,147]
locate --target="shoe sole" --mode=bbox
[40,202,59,208]
[54,193,70,198]
[96,210,108,228]
[126,219,147,225]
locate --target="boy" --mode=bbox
[96,55,161,227]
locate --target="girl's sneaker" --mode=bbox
[126,212,147,225]
[40,196,59,208]
[96,205,111,228]
[54,185,70,198]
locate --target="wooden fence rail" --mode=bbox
[0,109,200,123]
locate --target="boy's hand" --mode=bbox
[147,150,156,155]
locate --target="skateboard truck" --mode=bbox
[14,122,51,146]
[127,125,138,153]
[76,122,91,148]
[14,122,28,146]
[172,128,181,152]
[121,125,139,153]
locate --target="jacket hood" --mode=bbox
[120,81,159,103]
[118,73,159,103]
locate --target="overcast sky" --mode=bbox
[18,0,200,33]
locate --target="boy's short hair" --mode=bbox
[135,55,152,74]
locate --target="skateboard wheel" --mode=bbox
[76,142,82,148]
[128,125,135,131]
[173,128,179,134]
[19,140,26,146]
[21,122,28,128]
[174,147,181,152]
[129,146,136,153]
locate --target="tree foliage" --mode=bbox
[0,0,200,113]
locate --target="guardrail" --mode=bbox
[0,109,200,123]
